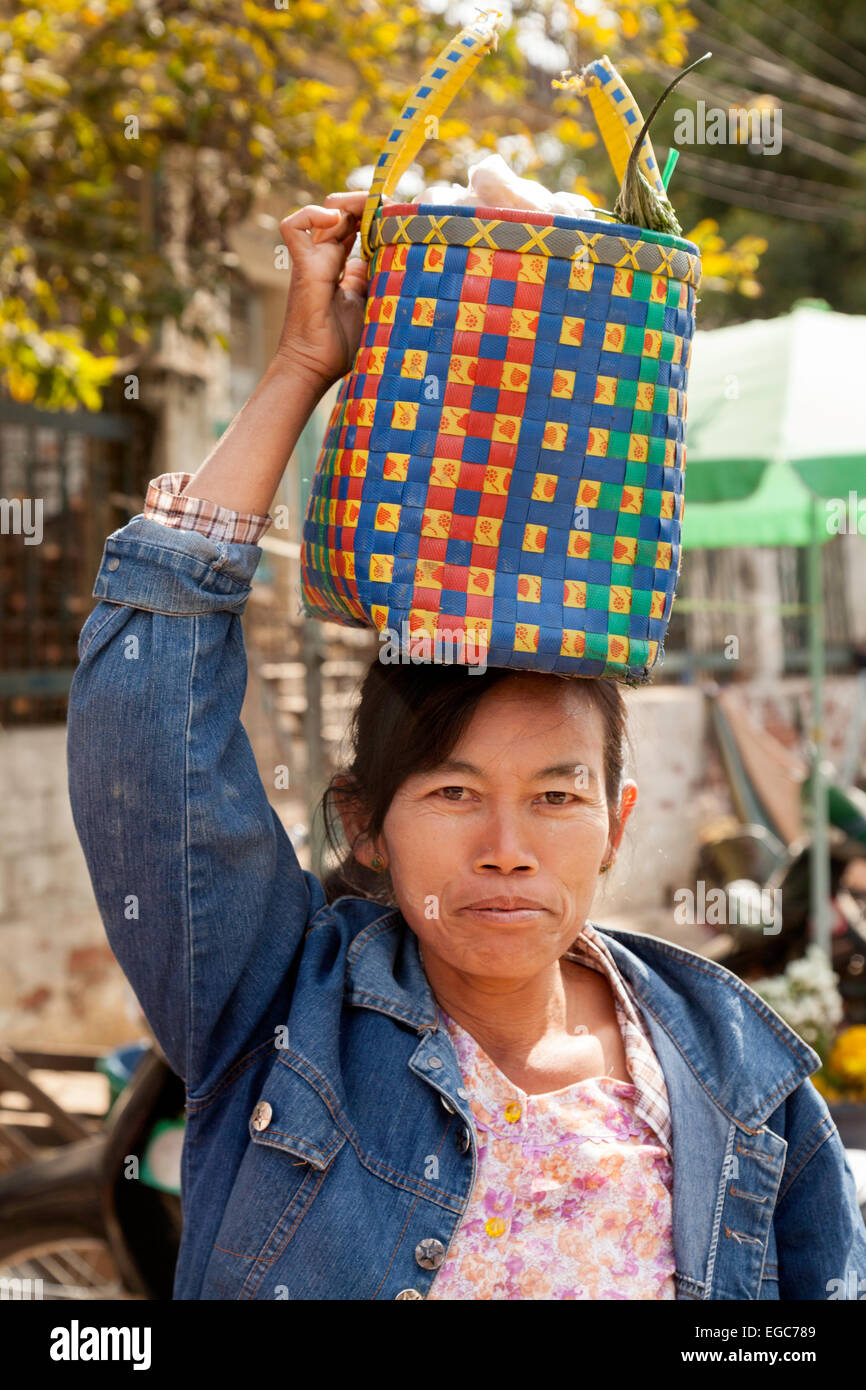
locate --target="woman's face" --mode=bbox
[371,676,636,979]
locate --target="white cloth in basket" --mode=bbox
[412,153,597,218]
[349,154,597,259]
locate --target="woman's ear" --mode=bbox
[621,779,638,821]
[332,776,379,868]
[609,779,638,856]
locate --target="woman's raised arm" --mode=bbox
[66,520,321,1098]
[66,191,375,1097]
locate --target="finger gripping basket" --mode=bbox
[300,11,702,682]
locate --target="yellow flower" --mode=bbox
[814,1026,866,1101]
[828,1026,866,1086]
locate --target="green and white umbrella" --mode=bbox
[683,299,866,543]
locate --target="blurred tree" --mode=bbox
[0,0,757,409]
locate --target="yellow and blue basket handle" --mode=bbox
[359,18,668,262]
[554,56,667,198]
[359,9,506,262]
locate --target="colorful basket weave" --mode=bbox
[300,11,702,681]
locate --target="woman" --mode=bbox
[67,191,866,1301]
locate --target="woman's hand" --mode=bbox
[274,189,391,392]
[176,190,405,516]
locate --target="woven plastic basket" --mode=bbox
[300,11,702,681]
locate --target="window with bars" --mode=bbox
[0,387,155,725]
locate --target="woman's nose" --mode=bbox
[472,811,538,874]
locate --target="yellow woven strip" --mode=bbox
[575,231,606,255]
[461,218,501,250]
[423,213,453,243]
[558,56,666,197]
[507,223,560,255]
[611,238,643,272]
[360,10,505,259]
[585,81,636,185]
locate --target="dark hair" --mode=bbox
[318,659,633,907]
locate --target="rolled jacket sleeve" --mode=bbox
[91,514,262,616]
[67,514,325,1098]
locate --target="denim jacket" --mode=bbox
[66,515,866,1301]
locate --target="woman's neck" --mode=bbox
[420,946,588,1063]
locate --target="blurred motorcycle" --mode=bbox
[0,1042,182,1299]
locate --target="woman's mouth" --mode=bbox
[458,897,548,924]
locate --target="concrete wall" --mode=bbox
[596,685,710,920]
[0,726,140,1046]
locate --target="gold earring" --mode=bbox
[599,861,611,875]
[371,854,386,872]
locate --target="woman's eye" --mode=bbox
[435,788,577,804]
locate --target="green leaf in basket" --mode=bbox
[613,52,712,235]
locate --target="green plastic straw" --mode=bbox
[661,148,680,191]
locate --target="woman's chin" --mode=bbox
[425,931,568,979]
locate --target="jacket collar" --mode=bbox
[595,925,821,1130]
[342,907,438,1031]
[343,908,821,1129]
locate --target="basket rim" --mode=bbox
[373,200,701,258]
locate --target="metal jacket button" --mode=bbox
[415,1238,446,1270]
[251,1100,273,1131]
[107,557,120,571]
[456,1126,471,1153]
[457,1086,468,1099]
[395,1288,424,1299]
[427,1056,443,1069]
[440,1095,455,1115]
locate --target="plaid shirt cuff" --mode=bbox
[143,472,272,545]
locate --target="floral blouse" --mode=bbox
[426,923,677,1300]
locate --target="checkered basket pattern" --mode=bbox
[299,14,701,681]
